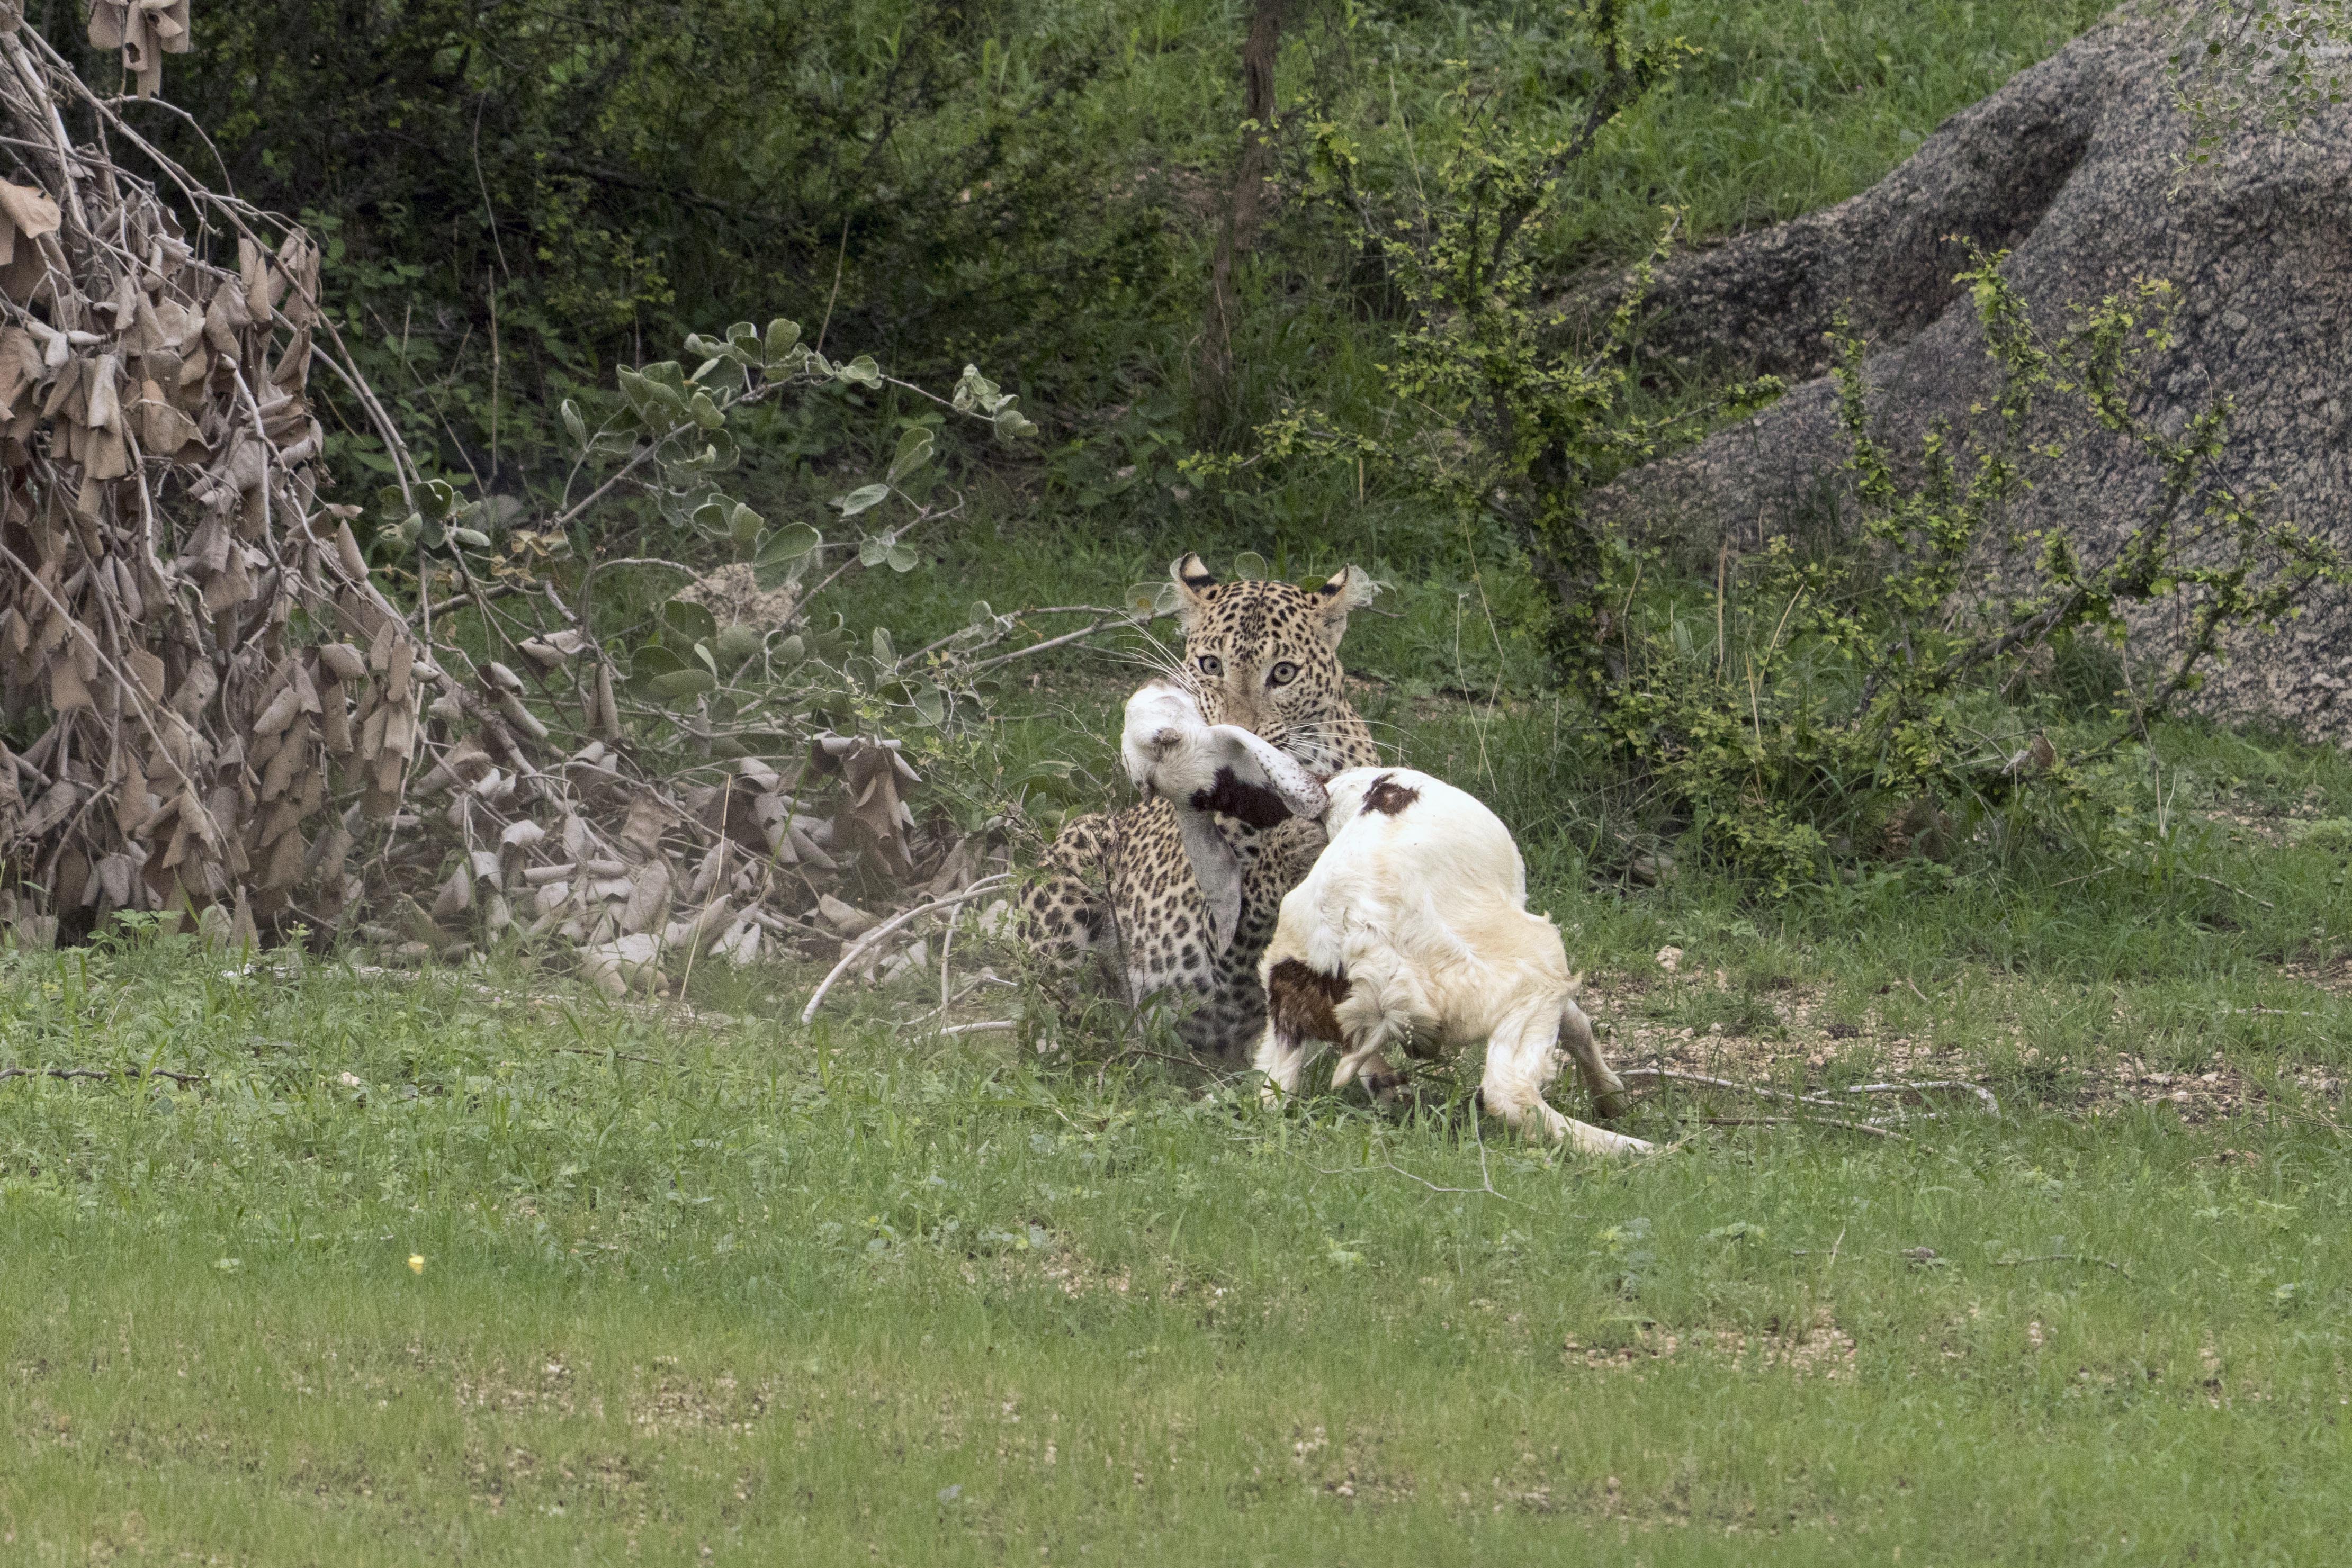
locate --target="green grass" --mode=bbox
[2,907,2348,1563]
[6,698,2352,1562]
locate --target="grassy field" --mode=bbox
[15,1,2352,1561]
[4,692,2350,1563]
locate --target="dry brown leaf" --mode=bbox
[0,182,60,267]
[431,863,473,919]
[806,733,921,880]
[618,859,673,936]
[817,893,878,936]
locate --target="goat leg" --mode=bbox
[1557,996,1634,1120]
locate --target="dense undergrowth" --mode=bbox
[96,0,2112,504]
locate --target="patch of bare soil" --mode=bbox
[627,1358,768,1435]
[1562,1306,1856,1381]
[958,1232,1135,1299]
[1582,972,2347,1128]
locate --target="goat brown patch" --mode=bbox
[1266,958,1349,1044]
[1361,772,1420,815]
[1190,765,1295,830]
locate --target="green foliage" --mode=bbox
[1583,258,2347,891]
[109,0,1159,494]
[429,314,1067,768]
[2167,0,2352,151]
[1190,4,1780,611]
[1194,5,2342,897]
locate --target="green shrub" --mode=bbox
[1191,0,2346,895]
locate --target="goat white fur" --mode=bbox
[1254,767,1650,1157]
[1120,680,1328,956]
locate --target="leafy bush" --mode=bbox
[1584,259,2346,889]
[110,0,1162,495]
[1191,3,2346,895]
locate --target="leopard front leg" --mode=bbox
[1020,812,1117,965]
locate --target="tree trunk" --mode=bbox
[1196,0,1286,439]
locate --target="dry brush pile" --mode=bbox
[0,3,1146,1002]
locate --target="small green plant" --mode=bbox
[2165,0,2352,151]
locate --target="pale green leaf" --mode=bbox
[886,427,934,484]
[952,363,1000,414]
[755,524,820,567]
[649,668,717,700]
[990,402,1037,444]
[764,318,802,367]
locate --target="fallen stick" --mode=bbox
[1842,1079,2001,1116]
[798,874,1013,1024]
[0,1065,207,1086]
[1700,1114,1906,1141]
[1990,1252,2131,1276]
[1619,1066,1850,1111]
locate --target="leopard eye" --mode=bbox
[1197,654,1224,678]
[1267,661,1298,687]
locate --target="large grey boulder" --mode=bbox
[1595,21,2352,741]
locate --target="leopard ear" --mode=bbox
[1169,553,1219,631]
[1312,565,1378,650]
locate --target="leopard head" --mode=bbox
[1165,552,1378,775]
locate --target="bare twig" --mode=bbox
[964,613,1141,675]
[1701,1114,1907,1140]
[1991,1252,2132,1276]
[1103,1044,1222,1073]
[1843,1080,2002,1116]
[1,1065,207,1086]
[1306,1152,1522,1203]
[1618,1066,1850,1111]
[798,875,1013,1024]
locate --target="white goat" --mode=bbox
[1120,679,1328,957]
[1253,767,1649,1157]
[1118,683,1645,1156]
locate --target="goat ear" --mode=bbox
[1312,565,1378,650]
[1169,553,1219,632]
[1173,812,1246,959]
[1214,724,1330,822]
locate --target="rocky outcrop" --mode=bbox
[1596,22,2352,740]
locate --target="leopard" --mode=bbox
[1023,552,1381,1057]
